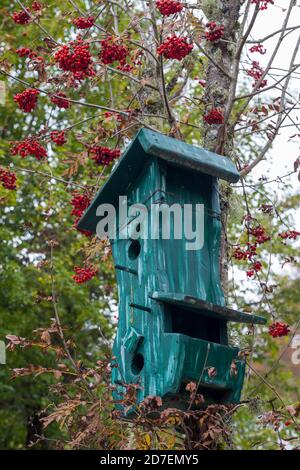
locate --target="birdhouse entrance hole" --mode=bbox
[179,382,231,403]
[131,352,144,375]
[128,239,141,260]
[164,304,222,344]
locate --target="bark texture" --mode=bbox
[202,0,242,295]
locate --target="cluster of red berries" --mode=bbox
[248,225,271,244]
[156,0,183,16]
[251,0,274,10]
[54,39,94,80]
[269,322,290,338]
[157,35,193,60]
[90,146,121,166]
[0,167,17,190]
[14,88,39,112]
[233,243,257,261]
[50,131,66,146]
[16,47,37,58]
[233,224,270,278]
[73,16,95,29]
[250,43,266,55]
[31,1,42,11]
[12,3,42,24]
[279,230,300,241]
[203,108,224,125]
[70,191,91,220]
[72,265,98,284]
[233,226,270,256]
[100,37,129,65]
[247,61,267,88]
[50,92,71,109]
[246,261,262,278]
[11,138,47,160]
[205,21,225,43]
[12,10,31,24]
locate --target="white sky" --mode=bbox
[243,1,300,230]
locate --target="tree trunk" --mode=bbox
[183,0,243,450]
[202,0,242,296]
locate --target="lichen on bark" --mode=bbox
[201,0,242,294]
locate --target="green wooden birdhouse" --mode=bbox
[78,128,266,408]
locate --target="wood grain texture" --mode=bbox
[79,130,265,408]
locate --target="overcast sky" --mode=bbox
[249,1,300,231]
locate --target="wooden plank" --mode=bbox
[150,292,266,325]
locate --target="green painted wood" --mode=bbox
[0,341,5,365]
[78,128,240,233]
[77,130,265,408]
[150,292,266,325]
[138,129,240,183]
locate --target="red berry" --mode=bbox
[203,108,224,125]
[50,131,66,146]
[70,191,91,220]
[157,35,193,61]
[16,47,33,57]
[205,21,225,43]
[269,322,290,338]
[251,0,274,11]
[247,61,267,88]
[279,230,300,241]
[54,39,94,80]
[252,260,262,272]
[250,43,266,55]
[73,16,95,29]
[248,225,270,244]
[50,92,71,109]
[31,1,42,11]
[14,88,39,113]
[0,167,17,190]
[233,247,248,261]
[12,10,31,25]
[10,138,47,160]
[72,265,98,283]
[90,146,121,166]
[100,37,129,65]
[156,0,183,16]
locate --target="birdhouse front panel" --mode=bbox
[78,129,266,409]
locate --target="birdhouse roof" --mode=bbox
[78,128,239,232]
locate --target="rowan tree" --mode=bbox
[0,0,300,450]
